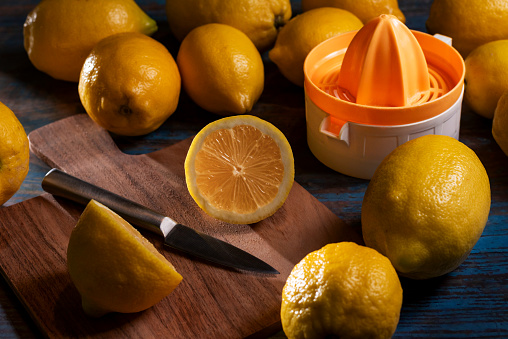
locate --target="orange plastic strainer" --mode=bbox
[303,14,465,179]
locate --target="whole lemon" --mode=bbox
[281,242,403,339]
[426,0,508,58]
[301,0,405,24]
[23,0,157,82]
[177,24,264,115]
[78,32,181,136]
[362,135,491,280]
[67,200,183,317]
[0,102,29,206]
[269,7,363,86]
[493,91,508,156]
[464,40,508,119]
[165,0,291,51]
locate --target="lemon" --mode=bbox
[493,91,508,156]
[281,242,402,339]
[301,0,405,24]
[166,0,291,51]
[0,102,29,206]
[185,115,294,224]
[362,135,491,280]
[269,7,363,87]
[23,0,157,82]
[426,0,508,58]
[78,32,181,136]
[67,200,183,317]
[464,40,508,119]
[177,24,264,115]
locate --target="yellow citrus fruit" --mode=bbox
[281,242,402,339]
[362,135,491,280]
[301,0,405,24]
[426,0,508,58]
[269,7,363,87]
[177,24,264,115]
[493,91,508,156]
[166,0,291,51]
[78,32,181,136]
[67,200,183,317]
[184,115,294,224]
[464,40,508,119]
[0,102,29,206]
[23,0,157,82]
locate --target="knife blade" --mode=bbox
[42,168,279,274]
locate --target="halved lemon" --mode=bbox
[185,115,295,224]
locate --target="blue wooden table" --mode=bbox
[1,0,507,337]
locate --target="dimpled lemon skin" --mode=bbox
[464,40,508,119]
[23,0,157,82]
[493,91,508,156]
[301,0,405,24]
[269,7,363,86]
[166,0,291,52]
[67,200,183,317]
[79,32,181,136]
[281,242,403,339]
[362,135,491,280]
[177,24,264,115]
[426,0,508,58]
[0,102,29,206]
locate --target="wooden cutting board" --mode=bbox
[0,114,361,338]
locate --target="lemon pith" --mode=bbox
[185,115,294,224]
[67,200,183,317]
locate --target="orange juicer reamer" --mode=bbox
[304,14,465,179]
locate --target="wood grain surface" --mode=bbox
[0,0,507,338]
[0,114,361,338]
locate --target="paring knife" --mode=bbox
[42,168,279,274]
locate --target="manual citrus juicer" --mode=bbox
[304,14,465,179]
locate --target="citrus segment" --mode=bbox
[185,115,294,224]
[67,200,183,317]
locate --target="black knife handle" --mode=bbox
[42,168,168,237]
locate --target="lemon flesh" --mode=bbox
[362,135,491,279]
[281,242,403,339]
[0,102,29,206]
[67,200,183,317]
[185,115,294,224]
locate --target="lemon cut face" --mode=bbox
[185,115,294,224]
[67,200,183,317]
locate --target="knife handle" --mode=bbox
[42,168,171,237]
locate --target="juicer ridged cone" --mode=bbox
[337,14,431,107]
